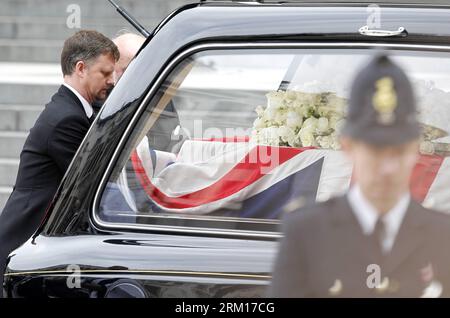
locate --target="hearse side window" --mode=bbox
[97,48,450,233]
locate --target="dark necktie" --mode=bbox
[372,217,386,254]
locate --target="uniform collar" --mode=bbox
[63,82,93,119]
[347,184,410,252]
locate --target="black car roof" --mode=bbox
[103,2,450,119]
[200,0,450,6]
[150,3,450,46]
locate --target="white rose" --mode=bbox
[266,91,285,109]
[287,134,300,147]
[296,91,316,106]
[260,127,280,146]
[302,117,318,130]
[286,111,303,129]
[316,106,329,117]
[265,107,278,122]
[255,105,265,117]
[328,115,341,129]
[292,100,303,109]
[316,117,329,134]
[292,103,308,117]
[299,107,310,118]
[274,109,287,125]
[285,90,297,101]
[253,117,266,129]
[298,126,316,147]
[278,126,296,144]
[330,133,341,150]
[317,135,332,149]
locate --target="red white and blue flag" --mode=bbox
[129,137,450,218]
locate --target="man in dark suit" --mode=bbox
[269,54,450,298]
[0,30,119,293]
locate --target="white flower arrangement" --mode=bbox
[250,90,347,150]
[414,80,450,155]
[250,81,450,155]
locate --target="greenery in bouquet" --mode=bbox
[250,90,347,150]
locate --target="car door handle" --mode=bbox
[358,25,408,37]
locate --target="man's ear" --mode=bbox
[74,60,87,78]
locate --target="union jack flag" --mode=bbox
[128,137,450,219]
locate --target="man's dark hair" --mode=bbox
[61,30,120,76]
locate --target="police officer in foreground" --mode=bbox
[269,54,450,298]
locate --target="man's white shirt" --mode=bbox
[347,185,410,254]
[63,83,93,119]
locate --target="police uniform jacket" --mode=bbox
[269,195,450,297]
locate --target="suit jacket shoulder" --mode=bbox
[281,196,344,237]
[41,85,89,127]
[20,85,91,176]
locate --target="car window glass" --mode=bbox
[98,48,450,233]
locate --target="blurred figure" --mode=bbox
[99,32,148,216]
[269,54,450,298]
[0,30,119,294]
[113,32,146,83]
[99,32,182,220]
[113,31,179,151]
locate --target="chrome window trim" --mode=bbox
[113,212,280,224]
[91,41,450,239]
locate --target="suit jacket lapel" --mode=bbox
[58,85,91,124]
[383,201,428,276]
[58,85,83,108]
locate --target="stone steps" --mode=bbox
[0,158,19,187]
[0,104,43,132]
[0,16,160,40]
[0,0,192,62]
[0,131,28,159]
[0,0,188,19]
[0,82,59,105]
[0,186,13,212]
[0,38,63,63]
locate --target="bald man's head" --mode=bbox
[113,33,146,82]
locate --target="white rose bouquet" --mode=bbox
[250,90,347,150]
